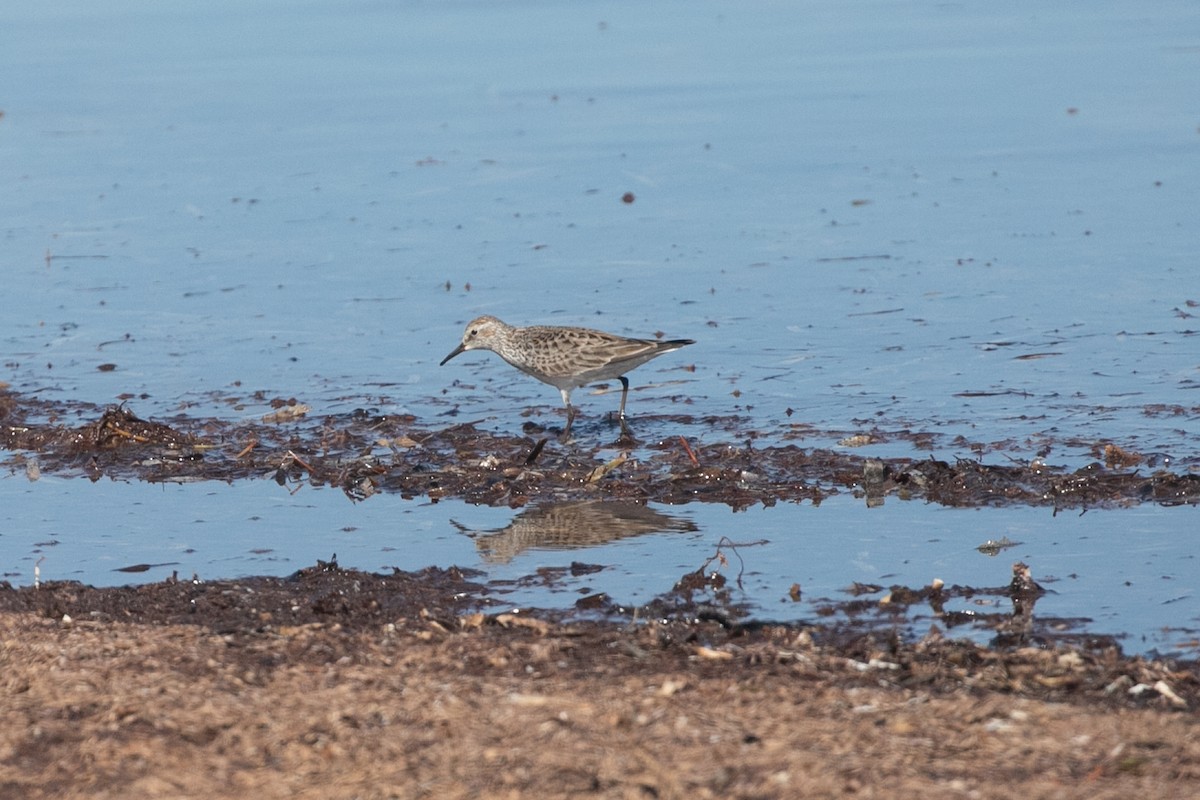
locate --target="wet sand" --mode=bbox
[1,562,1198,799]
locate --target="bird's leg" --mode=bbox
[617,376,631,436]
[558,388,575,442]
[559,406,576,442]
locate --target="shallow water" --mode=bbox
[2,1,1198,653]
[3,479,1196,656]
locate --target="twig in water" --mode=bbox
[586,454,628,483]
[525,437,548,466]
[285,450,316,474]
[699,536,769,591]
[110,426,151,443]
[679,435,699,466]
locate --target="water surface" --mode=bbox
[2,1,1197,654]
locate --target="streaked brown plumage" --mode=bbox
[440,315,694,440]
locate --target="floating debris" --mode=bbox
[0,389,1197,510]
[977,536,1022,556]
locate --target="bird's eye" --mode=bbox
[469,329,478,338]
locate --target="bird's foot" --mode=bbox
[613,417,637,447]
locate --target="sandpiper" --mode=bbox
[440,315,695,440]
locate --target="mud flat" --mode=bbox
[3,391,1197,509]
[0,560,1197,799]
[2,391,1198,798]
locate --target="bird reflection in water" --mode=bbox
[451,500,697,564]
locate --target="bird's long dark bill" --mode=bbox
[439,344,466,366]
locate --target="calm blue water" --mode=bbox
[1,478,1195,656]
[2,1,1198,653]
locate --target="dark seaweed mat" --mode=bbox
[1,556,1195,712]
[2,390,1197,509]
